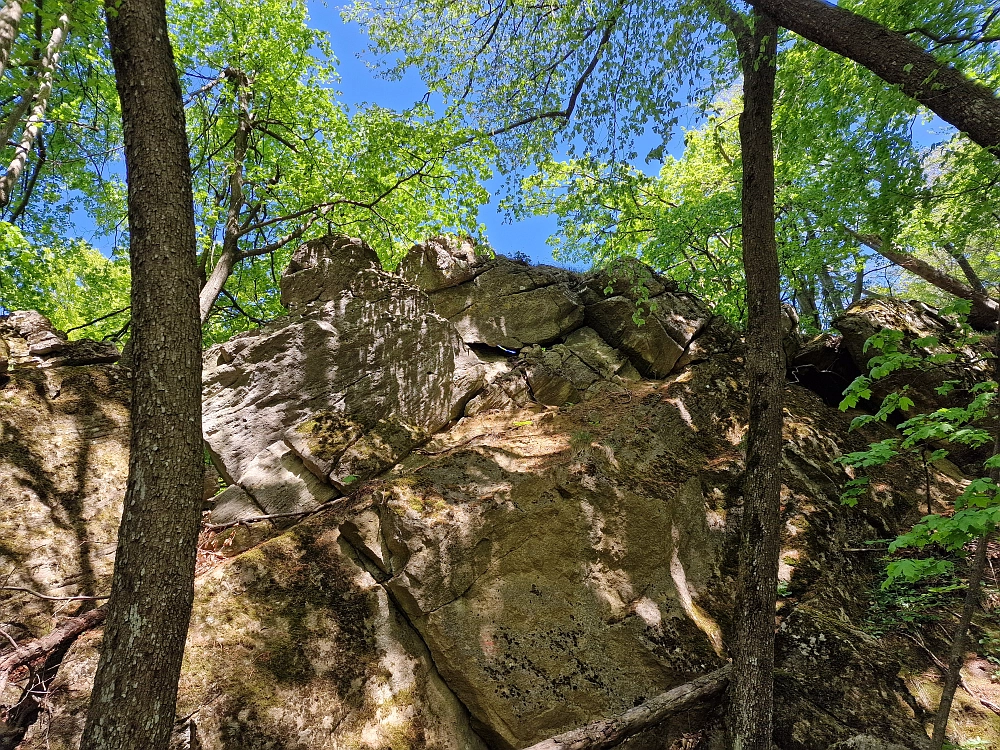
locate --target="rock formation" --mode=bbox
[1,236,997,750]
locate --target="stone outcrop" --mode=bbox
[5,237,998,750]
[0,311,119,371]
[202,235,487,502]
[0,364,129,640]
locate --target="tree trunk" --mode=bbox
[817,265,845,316]
[929,530,994,749]
[929,320,1000,749]
[0,88,32,154]
[851,254,865,306]
[0,10,68,208]
[729,10,784,750]
[793,275,820,330]
[0,0,22,80]
[943,243,987,295]
[77,0,202,747]
[198,68,251,322]
[741,0,1000,157]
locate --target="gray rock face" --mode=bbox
[0,365,130,639]
[203,247,486,486]
[397,235,484,292]
[583,293,712,378]
[11,239,970,750]
[0,311,119,369]
[519,326,639,406]
[23,513,489,750]
[279,234,382,311]
[412,256,585,350]
[237,440,338,516]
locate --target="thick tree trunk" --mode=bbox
[77,0,202,748]
[0,0,22,79]
[0,10,68,208]
[741,0,1000,156]
[523,665,731,750]
[729,11,784,750]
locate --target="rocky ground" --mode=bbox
[1,236,997,750]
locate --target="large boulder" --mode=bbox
[21,507,489,750]
[279,234,382,312]
[11,250,997,750]
[0,365,129,638]
[203,234,487,490]
[397,235,485,293]
[578,261,717,378]
[336,351,937,749]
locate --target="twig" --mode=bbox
[1,586,109,602]
[64,306,130,335]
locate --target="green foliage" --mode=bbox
[866,570,964,635]
[3,0,493,345]
[836,312,998,598]
[1,222,130,339]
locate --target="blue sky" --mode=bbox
[307,2,673,267]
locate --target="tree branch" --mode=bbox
[742,0,1000,156]
[522,664,731,750]
[843,225,999,328]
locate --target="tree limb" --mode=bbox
[0,607,106,678]
[741,0,1000,156]
[843,226,999,328]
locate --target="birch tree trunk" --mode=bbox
[198,69,251,322]
[0,9,68,208]
[0,0,23,80]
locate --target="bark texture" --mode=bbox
[77,0,203,748]
[522,665,731,750]
[0,10,68,208]
[729,11,784,750]
[743,0,1000,156]
[0,0,22,79]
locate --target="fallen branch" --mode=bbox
[522,664,731,750]
[0,606,106,678]
[203,495,349,532]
